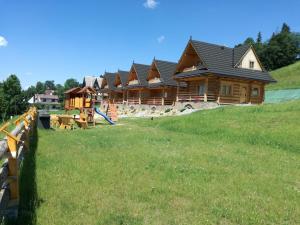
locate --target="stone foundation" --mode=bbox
[99,101,220,118]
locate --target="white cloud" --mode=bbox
[157,35,165,44]
[144,0,158,9]
[0,36,8,47]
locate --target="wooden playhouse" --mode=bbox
[64,87,96,110]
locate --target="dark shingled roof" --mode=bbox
[103,72,117,90]
[233,44,250,66]
[128,63,150,88]
[175,40,276,83]
[117,70,129,86]
[150,60,177,87]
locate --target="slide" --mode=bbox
[94,108,115,125]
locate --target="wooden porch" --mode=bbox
[126,88,176,105]
[176,77,218,103]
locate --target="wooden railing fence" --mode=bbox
[0,107,37,217]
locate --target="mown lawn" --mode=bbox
[268,61,300,90]
[17,101,300,225]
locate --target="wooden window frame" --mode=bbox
[220,82,233,97]
[249,61,255,69]
[251,86,260,97]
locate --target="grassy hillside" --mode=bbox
[16,101,300,225]
[268,61,300,90]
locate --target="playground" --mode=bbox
[49,87,118,130]
[15,100,299,225]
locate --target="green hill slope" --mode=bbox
[21,100,300,225]
[267,61,300,90]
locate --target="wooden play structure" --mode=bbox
[56,87,117,129]
[64,87,96,110]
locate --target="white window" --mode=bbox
[251,87,259,97]
[249,61,255,69]
[221,84,232,96]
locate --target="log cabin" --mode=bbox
[126,63,151,105]
[145,59,177,105]
[100,72,117,102]
[113,70,129,104]
[174,39,276,105]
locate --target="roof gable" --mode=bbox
[117,70,129,86]
[127,63,150,86]
[175,39,275,83]
[154,60,177,86]
[102,72,117,90]
[83,76,96,87]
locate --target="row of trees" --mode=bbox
[238,23,300,71]
[0,75,80,121]
[26,78,80,102]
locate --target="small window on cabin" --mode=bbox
[199,83,206,96]
[249,61,255,69]
[251,87,259,97]
[221,85,232,96]
[164,92,168,98]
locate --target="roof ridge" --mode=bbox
[155,59,177,64]
[191,39,233,50]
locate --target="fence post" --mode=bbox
[0,123,20,201]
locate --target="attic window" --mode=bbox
[249,61,255,69]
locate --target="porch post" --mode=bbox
[176,81,179,102]
[126,90,129,105]
[162,89,165,106]
[204,77,208,102]
[122,90,125,104]
[138,90,141,105]
[248,83,252,104]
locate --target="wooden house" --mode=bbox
[100,72,117,102]
[126,63,150,105]
[113,70,129,104]
[174,39,276,105]
[82,76,102,91]
[145,59,177,105]
[64,87,96,110]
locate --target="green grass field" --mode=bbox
[268,61,300,90]
[15,100,300,225]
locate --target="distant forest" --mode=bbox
[237,23,300,71]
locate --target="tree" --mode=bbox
[265,23,299,70]
[24,85,36,102]
[36,81,45,94]
[64,78,79,90]
[281,23,290,33]
[54,84,65,102]
[44,80,56,90]
[0,82,6,121]
[238,23,299,71]
[243,37,255,46]
[256,32,262,44]
[2,75,27,118]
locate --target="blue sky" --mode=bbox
[0,0,299,89]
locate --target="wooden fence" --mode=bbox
[0,107,37,217]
